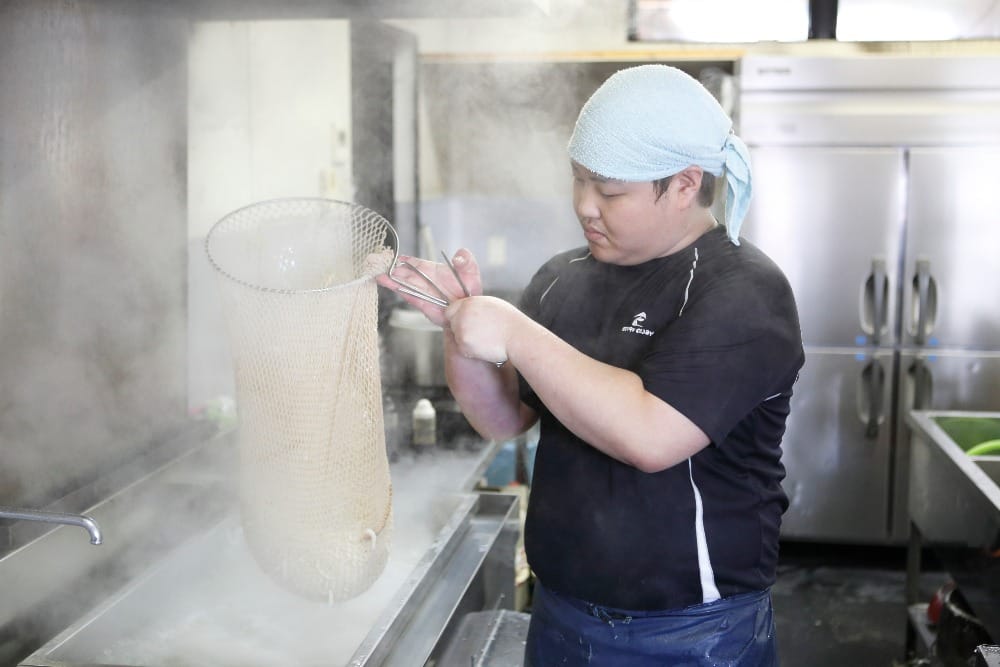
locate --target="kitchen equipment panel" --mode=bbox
[904,147,1000,350]
[739,54,1000,543]
[744,146,904,348]
[780,349,894,542]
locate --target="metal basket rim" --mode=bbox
[204,196,399,295]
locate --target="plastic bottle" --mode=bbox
[412,398,437,450]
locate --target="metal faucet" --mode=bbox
[0,506,103,545]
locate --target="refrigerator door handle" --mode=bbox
[858,358,886,439]
[910,257,938,345]
[861,256,889,345]
[909,357,933,410]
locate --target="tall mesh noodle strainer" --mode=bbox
[205,198,398,603]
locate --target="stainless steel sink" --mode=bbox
[905,410,1000,655]
[979,457,1000,487]
[907,410,1000,549]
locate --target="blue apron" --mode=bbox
[524,580,779,666]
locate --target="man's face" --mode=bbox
[571,162,691,266]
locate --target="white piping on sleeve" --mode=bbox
[678,247,699,317]
[539,277,559,304]
[540,252,590,304]
[688,459,721,603]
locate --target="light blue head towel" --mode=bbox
[567,64,751,245]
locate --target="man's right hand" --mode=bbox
[375,248,483,328]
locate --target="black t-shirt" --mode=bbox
[519,226,804,611]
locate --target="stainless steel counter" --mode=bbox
[7,426,521,666]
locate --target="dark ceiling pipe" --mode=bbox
[809,0,839,39]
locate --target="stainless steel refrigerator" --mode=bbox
[737,55,1000,544]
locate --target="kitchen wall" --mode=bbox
[186,21,353,410]
[187,21,354,241]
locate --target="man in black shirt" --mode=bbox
[379,64,803,666]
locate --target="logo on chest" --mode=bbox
[621,311,654,337]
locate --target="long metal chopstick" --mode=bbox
[400,261,452,303]
[388,274,449,308]
[441,251,471,297]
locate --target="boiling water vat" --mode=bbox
[46,449,486,666]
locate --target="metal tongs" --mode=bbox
[387,252,507,367]
[387,251,471,309]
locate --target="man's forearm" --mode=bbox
[505,315,708,472]
[444,334,536,441]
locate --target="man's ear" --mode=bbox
[672,166,704,207]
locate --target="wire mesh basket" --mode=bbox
[205,198,397,602]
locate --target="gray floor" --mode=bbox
[772,543,943,667]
